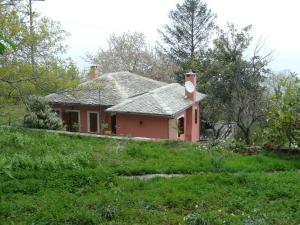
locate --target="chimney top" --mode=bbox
[184,70,197,102]
[88,65,98,79]
[185,71,197,77]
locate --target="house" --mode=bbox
[46,70,206,142]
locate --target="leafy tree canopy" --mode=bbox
[86,32,179,82]
[0,1,79,105]
[264,73,300,149]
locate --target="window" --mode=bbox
[178,117,184,137]
[195,108,198,124]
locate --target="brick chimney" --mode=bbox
[88,65,98,79]
[185,71,197,101]
[184,71,199,143]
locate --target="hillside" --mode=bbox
[0,127,299,225]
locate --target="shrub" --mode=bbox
[23,96,63,130]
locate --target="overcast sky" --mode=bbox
[35,0,300,75]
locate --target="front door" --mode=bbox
[89,112,98,133]
[69,111,79,132]
[111,115,116,134]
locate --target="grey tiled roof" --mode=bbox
[46,71,166,106]
[106,83,206,117]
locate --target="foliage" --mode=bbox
[159,0,216,63]
[23,96,63,130]
[86,32,179,82]
[264,73,300,149]
[200,24,270,144]
[0,128,299,224]
[0,103,26,126]
[0,1,79,106]
[0,31,15,55]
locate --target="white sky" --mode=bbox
[35,0,300,75]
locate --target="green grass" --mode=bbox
[1,127,300,224]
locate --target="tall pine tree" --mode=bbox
[158,0,216,63]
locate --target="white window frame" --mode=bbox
[52,108,62,118]
[87,111,100,133]
[65,110,81,130]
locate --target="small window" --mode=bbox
[178,117,184,137]
[195,108,198,124]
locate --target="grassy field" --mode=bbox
[0,127,299,224]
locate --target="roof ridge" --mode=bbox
[149,83,179,93]
[121,71,167,85]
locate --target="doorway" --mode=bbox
[88,112,99,133]
[63,111,80,132]
[111,115,116,134]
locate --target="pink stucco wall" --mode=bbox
[50,102,200,142]
[168,111,186,141]
[185,103,200,142]
[50,104,112,134]
[116,114,169,139]
[168,102,200,142]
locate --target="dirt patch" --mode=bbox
[122,174,187,180]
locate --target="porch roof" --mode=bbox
[106,83,206,117]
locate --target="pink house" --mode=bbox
[46,71,206,142]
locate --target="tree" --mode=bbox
[0,31,15,55]
[0,1,79,104]
[86,32,179,82]
[158,0,216,63]
[200,24,270,144]
[264,73,300,149]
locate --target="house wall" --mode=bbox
[168,102,200,142]
[50,103,201,142]
[168,111,186,141]
[185,102,200,142]
[50,104,112,134]
[116,114,169,139]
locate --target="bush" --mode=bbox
[23,96,62,130]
